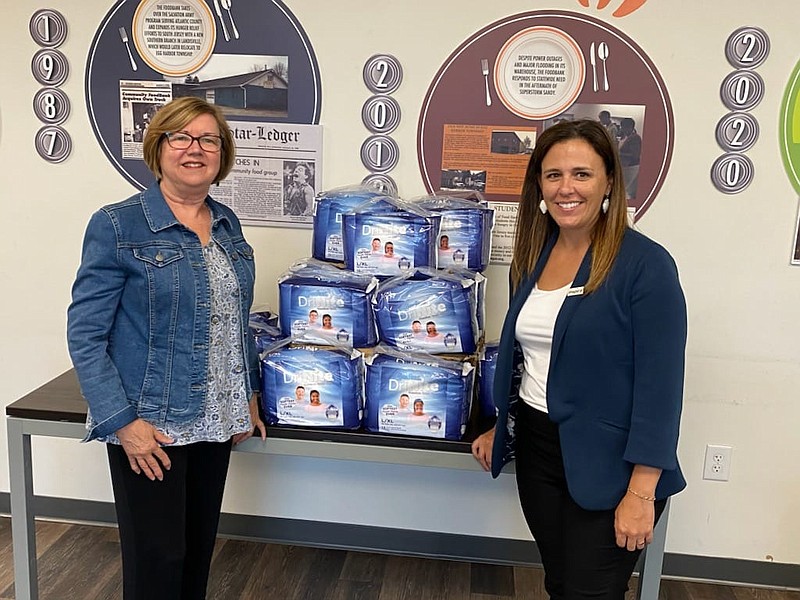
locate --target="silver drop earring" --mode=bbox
[601,194,610,214]
[539,199,547,214]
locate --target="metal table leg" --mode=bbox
[636,497,670,600]
[8,416,38,600]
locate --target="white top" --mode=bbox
[515,282,571,413]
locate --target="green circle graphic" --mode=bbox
[780,59,800,195]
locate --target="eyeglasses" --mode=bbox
[164,132,223,152]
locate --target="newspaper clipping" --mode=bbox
[119,80,172,159]
[214,120,322,227]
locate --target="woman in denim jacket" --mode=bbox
[68,97,265,600]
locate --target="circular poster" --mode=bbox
[417,10,674,220]
[86,0,321,190]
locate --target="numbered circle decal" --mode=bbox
[725,27,770,70]
[33,88,71,125]
[35,125,72,163]
[363,54,403,94]
[30,9,68,48]
[31,49,70,87]
[362,173,398,197]
[711,153,754,194]
[360,135,400,174]
[715,112,759,153]
[362,95,401,135]
[720,70,765,111]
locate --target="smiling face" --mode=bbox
[322,314,332,329]
[310,390,321,405]
[539,139,611,241]
[159,113,221,198]
[426,322,438,337]
[384,242,394,257]
[413,400,424,415]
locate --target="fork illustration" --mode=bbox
[481,58,492,106]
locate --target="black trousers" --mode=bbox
[106,439,233,600]
[514,402,666,600]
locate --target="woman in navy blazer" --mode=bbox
[472,120,686,599]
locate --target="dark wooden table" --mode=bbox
[6,370,668,600]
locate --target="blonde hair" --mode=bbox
[142,96,235,184]
[510,119,628,294]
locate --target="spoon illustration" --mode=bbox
[597,42,610,92]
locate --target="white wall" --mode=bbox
[1,0,798,566]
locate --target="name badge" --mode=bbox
[567,286,584,297]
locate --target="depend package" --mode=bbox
[261,342,364,428]
[278,259,379,347]
[363,348,474,440]
[312,185,386,262]
[411,194,494,272]
[342,196,441,277]
[373,268,480,355]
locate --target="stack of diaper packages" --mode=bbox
[277,258,379,348]
[363,346,474,440]
[410,193,494,272]
[260,337,365,429]
[341,195,441,278]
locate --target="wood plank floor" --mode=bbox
[1,518,797,599]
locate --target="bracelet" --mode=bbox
[627,488,656,502]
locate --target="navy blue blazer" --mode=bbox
[490,228,687,510]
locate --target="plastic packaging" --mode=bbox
[410,194,494,272]
[311,185,388,262]
[341,196,441,277]
[372,267,479,354]
[363,346,474,440]
[260,339,364,429]
[278,258,379,347]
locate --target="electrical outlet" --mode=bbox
[703,444,732,481]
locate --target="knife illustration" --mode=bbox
[590,42,598,93]
[213,0,230,42]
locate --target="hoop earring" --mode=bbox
[539,199,548,214]
[601,195,610,214]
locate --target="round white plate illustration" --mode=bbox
[132,0,216,77]
[494,26,585,120]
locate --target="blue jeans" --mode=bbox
[515,402,666,600]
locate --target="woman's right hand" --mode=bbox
[471,427,495,472]
[116,419,174,481]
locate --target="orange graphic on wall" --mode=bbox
[577,0,648,17]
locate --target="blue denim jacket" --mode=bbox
[67,184,259,442]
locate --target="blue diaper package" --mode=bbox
[312,185,387,262]
[278,259,379,347]
[411,194,494,272]
[373,268,479,355]
[249,315,285,354]
[342,196,441,277]
[478,342,499,419]
[363,347,474,440]
[435,266,487,334]
[261,341,364,428]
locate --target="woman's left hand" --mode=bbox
[233,393,267,445]
[614,492,655,551]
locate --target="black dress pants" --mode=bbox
[514,402,666,600]
[106,439,233,600]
